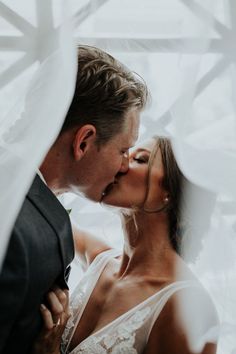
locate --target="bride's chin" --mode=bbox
[100,200,136,218]
[101,196,130,210]
[100,202,125,215]
[101,198,123,208]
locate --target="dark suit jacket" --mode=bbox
[0,175,74,354]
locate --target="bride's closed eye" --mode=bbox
[132,154,149,164]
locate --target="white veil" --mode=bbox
[0,0,235,352]
[0,0,77,265]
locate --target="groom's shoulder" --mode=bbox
[13,174,54,229]
[14,174,70,233]
[27,173,51,197]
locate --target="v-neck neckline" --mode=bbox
[68,249,196,353]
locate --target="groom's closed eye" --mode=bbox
[121,148,130,156]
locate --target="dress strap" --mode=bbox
[145,280,199,340]
[89,248,121,270]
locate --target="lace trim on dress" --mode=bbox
[70,307,151,354]
[62,289,85,352]
[62,249,121,353]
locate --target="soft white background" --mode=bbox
[0,0,236,352]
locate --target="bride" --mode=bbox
[33,136,218,354]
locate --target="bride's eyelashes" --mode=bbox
[132,154,149,164]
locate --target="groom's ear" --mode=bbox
[73,124,97,161]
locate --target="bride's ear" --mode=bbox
[72,124,97,160]
[163,193,170,204]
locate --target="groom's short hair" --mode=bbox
[61,45,148,145]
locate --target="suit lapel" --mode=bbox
[27,175,74,270]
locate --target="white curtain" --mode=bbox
[0,0,235,352]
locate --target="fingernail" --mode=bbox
[40,304,47,310]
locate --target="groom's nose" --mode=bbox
[119,152,129,173]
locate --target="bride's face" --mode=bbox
[101,138,166,209]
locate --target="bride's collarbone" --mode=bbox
[89,262,174,320]
[70,261,174,350]
[79,273,170,332]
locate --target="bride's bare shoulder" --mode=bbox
[143,283,218,354]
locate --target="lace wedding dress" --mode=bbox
[62,249,198,354]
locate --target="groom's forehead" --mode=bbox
[122,111,140,142]
[104,110,140,149]
[117,128,139,147]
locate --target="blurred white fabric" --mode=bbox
[0,0,236,352]
[0,0,77,266]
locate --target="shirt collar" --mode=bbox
[37,169,47,185]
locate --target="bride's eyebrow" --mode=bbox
[135,148,151,153]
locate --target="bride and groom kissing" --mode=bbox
[0,45,218,354]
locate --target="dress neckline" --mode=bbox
[68,249,197,352]
[79,280,195,343]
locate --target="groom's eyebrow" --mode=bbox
[121,145,133,151]
[122,144,135,151]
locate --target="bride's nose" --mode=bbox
[119,152,129,173]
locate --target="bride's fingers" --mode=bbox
[58,290,71,323]
[45,289,70,328]
[40,304,54,330]
[36,304,65,354]
[40,303,69,334]
[53,288,69,311]
[51,288,71,322]
[46,291,64,327]
[46,291,64,315]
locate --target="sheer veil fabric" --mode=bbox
[0,0,77,267]
[0,0,236,352]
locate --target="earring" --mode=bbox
[164,197,169,203]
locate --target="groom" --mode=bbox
[0,45,147,354]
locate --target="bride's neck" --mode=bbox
[117,211,177,278]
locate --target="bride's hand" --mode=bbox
[32,288,71,354]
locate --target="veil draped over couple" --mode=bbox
[0,46,218,354]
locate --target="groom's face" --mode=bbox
[74,109,140,202]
